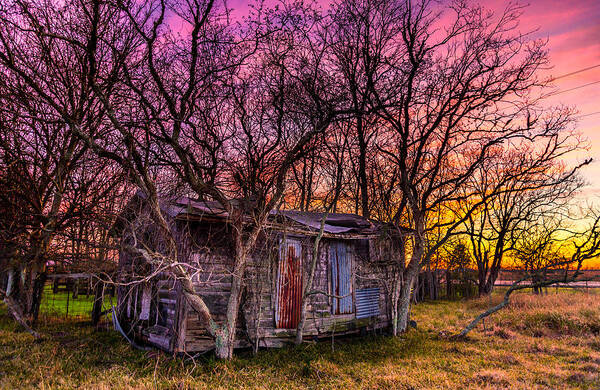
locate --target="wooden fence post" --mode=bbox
[91,280,104,325]
[66,289,70,318]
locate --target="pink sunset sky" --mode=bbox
[513,0,600,198]
[222,0,600,195]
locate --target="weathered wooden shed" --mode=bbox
[116,196,403,354]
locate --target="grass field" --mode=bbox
[38,285,116,320]
[1,289,599,389]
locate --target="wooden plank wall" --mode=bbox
[175,221,246,352]
[178,231,396,353]
[117,213,401,354]
[116,216,184,352]
[117,271,179,351]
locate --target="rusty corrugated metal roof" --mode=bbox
[167,196,381,236]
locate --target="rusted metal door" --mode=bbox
[330,242,354,314]
[275,239,303,329]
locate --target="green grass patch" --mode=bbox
[39,285,115,320]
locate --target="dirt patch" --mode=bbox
[498,353,520,366]
[566,371,598,385]
[579,363,600,373]
[493,328,514,340]
[473,370,511,387]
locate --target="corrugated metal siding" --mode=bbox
[356,288,380,319]
[330,242,354,314]
[275,239,303,329]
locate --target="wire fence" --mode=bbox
[38,279,116,325]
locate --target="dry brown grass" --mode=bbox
[489,291,600,337]
[0,289,599,389]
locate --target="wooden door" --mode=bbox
[275,239,303,329]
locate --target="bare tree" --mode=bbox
[462,142,586,296]
[326,0,395,218]
[22,0,342,359]
[359,0,588,332]
[293,130,347,344]
[456,207,600,338]
[0,0,130,328]
[439,239,473,299]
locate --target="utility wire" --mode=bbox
[549,64,600,82]
[546,80,600,97]
[578,111,600,119]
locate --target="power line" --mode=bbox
[546,80,600,97]
[578,111,600,119]
[550,64,600,82]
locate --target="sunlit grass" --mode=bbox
[38,285,115,321]
[0,289,599,389]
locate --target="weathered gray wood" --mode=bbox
[118,216,401,354]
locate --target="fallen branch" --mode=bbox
[453,272,597,339]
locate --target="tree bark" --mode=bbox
[397,254,421,331]
[30,270,46,326]
[397,220,425,332]
[0,288,42,339]
[357,116,370,219]
[477,234,506,296]
[214,217,262,359]
[91,280,104,325]
[295,213,327,344]
[390,271,403,336]
[216,265,245,359]
[426,264,434,300]
[396,273,415,332]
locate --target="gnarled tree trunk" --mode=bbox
[396,219,425,333]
